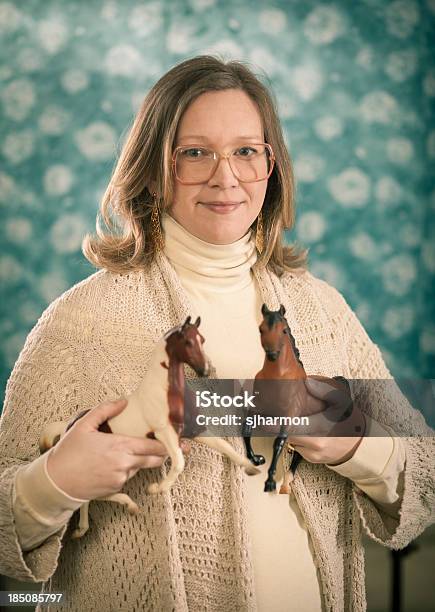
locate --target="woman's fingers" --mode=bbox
[112,435,192,456]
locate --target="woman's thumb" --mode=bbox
[86,397,128,429]
[304,377,335,399]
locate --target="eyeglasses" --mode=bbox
[172,143,275,185]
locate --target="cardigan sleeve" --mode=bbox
[319,279,435,549]
[0,302,82,582]
[327,416,406,516]
[13,451,85,552]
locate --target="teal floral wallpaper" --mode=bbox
[1,0,434,407]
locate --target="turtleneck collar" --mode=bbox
[162,213,257,292]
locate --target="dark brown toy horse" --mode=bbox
[244,304,348,493]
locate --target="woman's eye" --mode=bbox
[236,146,256,157]
[182,148,206,158]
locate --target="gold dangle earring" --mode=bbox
[151,192,164,251]
[255,210,264,254]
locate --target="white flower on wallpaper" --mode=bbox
[400,224,421,247]
[50,213,89,254]
[0,255,23,283]
[249,48,281,76]
[74,122,117,161]
[348,232,378,261]
[61,69,90,93]
[328,168,371,207]
[38,106,71,135]
[355,46,374,71]
[105,45,143,77]
[128,3,163,36]
[386,137,414,165]
[310,260,344,290]
[258,9,287,34]
[37,17,69,55]
[294,154,325,183]
[16,48,44,73]
[291,63,324,101]
[166,22,197,54]
[296,212,326,243]
[359,91,399,124]
[314,116,344,141]
[385,49,418,82]
[375,176,403,204]
[0,78,36,121]
[0,2,22,34]
[0,172,16,203]
[43,165,74,196]
[101,1,118,21]
[39,269,70,303]
[382,305,415,339]
[2,129,34,164]
[4,218,33,244]
[303,5,346,45]
[385,0,420,39]
[381,254,417,296]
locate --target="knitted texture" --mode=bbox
[0,255,433,612]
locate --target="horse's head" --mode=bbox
[259,304,302,366]
[165,316,210,377]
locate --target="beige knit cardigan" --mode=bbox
[0,252,433,612]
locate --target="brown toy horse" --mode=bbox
[40,316,259,538]
[243,304,348,493]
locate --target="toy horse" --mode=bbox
[40,316,259,538]
[243,304,347,494]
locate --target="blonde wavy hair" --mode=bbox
[82,55,308,276]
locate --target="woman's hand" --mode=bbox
[46,398,190,500]
[287,376,366,466]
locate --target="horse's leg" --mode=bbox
[242,415,266,466]
[147,425,184,494]
[264,430,287,492]
[71,502,90,539]
[99,493,140,514]
[279,451,303,494]
[195,436,260,475]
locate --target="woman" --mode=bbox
[0,56,433,612]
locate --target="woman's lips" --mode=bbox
[199,201,242,214]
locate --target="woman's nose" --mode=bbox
[207,157,240,189]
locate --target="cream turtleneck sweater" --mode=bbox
[12,214,405,612]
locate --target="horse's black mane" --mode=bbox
[264,310,304,368]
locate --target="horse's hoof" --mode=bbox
[264,480,276,492]
[244,464,261,476]
[252,454,266,466]
[71,528,88,539]
[127,502,140,514]
[279,484,290,494]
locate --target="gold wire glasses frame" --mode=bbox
[172,143,275,185]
